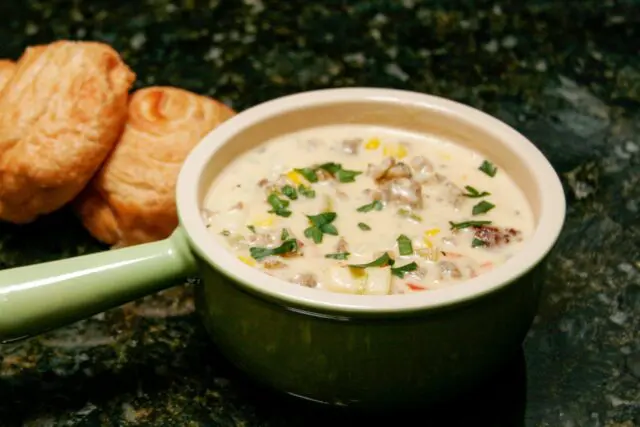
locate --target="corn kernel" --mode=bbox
[348,267,367,279]
[253,214,276,227]
[238,255,256,266]
[424,228,441,237]
[365,138,380,150]
[396,144,408,159]
[286,170,303,185]
[423,238,433,249]
[383,143,408,159]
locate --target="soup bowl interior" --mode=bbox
[174,88,565,407]
[177,88,564,315]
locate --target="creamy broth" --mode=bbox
[203,125,535,295]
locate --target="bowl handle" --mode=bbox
[0,227,197,343]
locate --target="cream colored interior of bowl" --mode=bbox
[197,100,541,223]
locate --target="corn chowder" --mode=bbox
[202,125,534,295]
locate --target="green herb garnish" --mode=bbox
[391,262,418,278]
[294,168,319,183]
[472,200,496,216]
[250,239,299,260]
[280,228,290,241]
[304,212,338,244]
[463,186,491,198]
[357,200,383,213]
[397,208,423,222]
[321,224,338,235]
[479,160,497,177]
[220,229,231,236]
[397,235,414,256]
[308,212,337,228]
[304,227,324,244]
[282,185,298,200]
[358,222,371,231]
[472,238,487,248]
[449,220,492,230]
[247,225,256,234]
[349,252,395,269]
[325,252,350,260]
[298,184,316,198]
[317,162,362,183]
[267,193,292,217]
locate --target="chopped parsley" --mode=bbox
[449,220,492,230]
[298,184,316,199]
[304,212,338,244]
[358,222,371,231]
[472,200,496,216]
[294,167,319,183]
[479,160,497,177]
[463,185,491,198]
[349,252,394,269]
[281,185,298,200]
[397,235,414,256]
[391,262,418,278]
[280,228,290,241]
[348,253,417,278]
[357,200,383,213]
[325,252,350,260]
[304,227,323,243]
[295,163,362,185]
[250,239,299,261]
[317,162,362,183]
[220,229,231,236]
[398,208,423,222]
[472,238,487,248]
[247,225,256,234]
[267,193,292,217]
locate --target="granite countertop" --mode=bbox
[0,1,638,426]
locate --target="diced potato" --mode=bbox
[252,214,277,227]
[365,138,381,150]
[326,266,365,294]
[364,267,392,295]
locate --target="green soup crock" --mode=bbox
[0,88,566,408]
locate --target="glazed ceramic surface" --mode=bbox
[196,262,543,406]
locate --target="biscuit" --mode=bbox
[0,60,16,91]
[75,86,235,247]
[0,41,135,223]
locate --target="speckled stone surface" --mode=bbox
[0,0,638,426]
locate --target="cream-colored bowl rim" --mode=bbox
[177,88,566,314]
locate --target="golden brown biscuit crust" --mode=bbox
[0,60,16,92]
[75,86,236,247]
[0,41,135,223]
